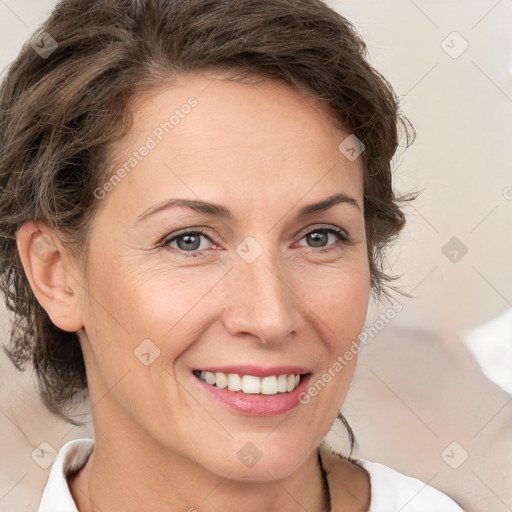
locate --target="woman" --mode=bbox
[0,0,464,510]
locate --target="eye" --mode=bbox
[295,226,350,252]
[162,228,216,258]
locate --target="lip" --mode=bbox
[192,371,312,417]
[193,364,312,378]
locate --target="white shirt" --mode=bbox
[39,439,464,512]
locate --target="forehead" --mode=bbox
[99,73,364,223]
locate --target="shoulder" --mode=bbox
[356,459,464,512]
[38,438,94,512]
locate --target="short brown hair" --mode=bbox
[0,0,416,423]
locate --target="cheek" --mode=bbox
[301,258,370,345]
[326,266,370,394]
[83,256,225,363]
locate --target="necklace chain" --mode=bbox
[318,449,332,512]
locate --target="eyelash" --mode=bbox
[159,225,352,259]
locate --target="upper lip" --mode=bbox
[193,365,312,378]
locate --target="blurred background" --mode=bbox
[0,0,511,511]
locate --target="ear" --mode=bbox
[16,221,84,332]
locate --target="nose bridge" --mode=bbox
[223,238,300,344]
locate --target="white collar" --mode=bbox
[38,438,93,512]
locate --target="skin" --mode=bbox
[17,73,371,511]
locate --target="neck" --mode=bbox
[69,414,328,512]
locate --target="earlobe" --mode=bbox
[16,221,84,332]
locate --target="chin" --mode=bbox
[202,438,312,481]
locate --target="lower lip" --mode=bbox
[193,373,312,416]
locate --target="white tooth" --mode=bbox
[277,374,288,392]
[201,371,299,394]
[227,373,242,391]
[261,376,278,395]
[242,375,261,394]
[215,372,227,389]
[205,371,216,385]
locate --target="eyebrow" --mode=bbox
[136,192,361,224]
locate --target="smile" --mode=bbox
[191,364,313,416]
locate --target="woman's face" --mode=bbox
[75,73,370,479]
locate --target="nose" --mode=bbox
[222,249,303,346]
